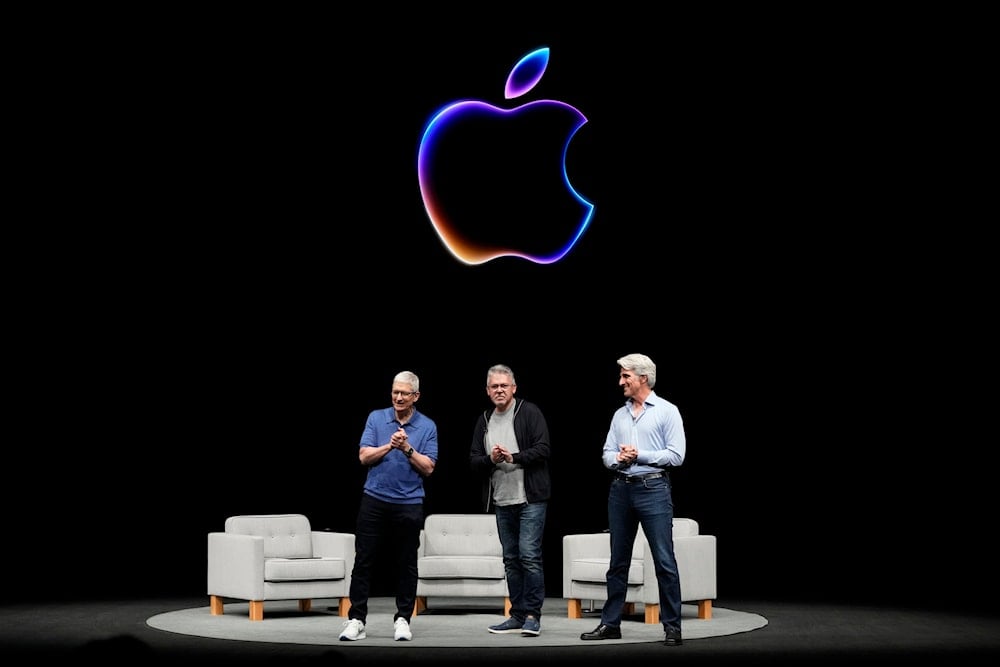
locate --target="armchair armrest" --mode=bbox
[207,532,265,600]
[311,531,355,578]
[562,533,610,593]
[675,534,717,601]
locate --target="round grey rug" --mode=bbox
[147,597,767,648]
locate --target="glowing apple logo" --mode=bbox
[418,47,594,265]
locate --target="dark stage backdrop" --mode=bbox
[10,8,993,613]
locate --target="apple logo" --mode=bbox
[417,47,594,265]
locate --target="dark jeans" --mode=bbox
[601,474,682,632]
[347,494,423,623]
[495,500,547,621]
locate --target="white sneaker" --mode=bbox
[394,617,412,641]
[339,618,366,641]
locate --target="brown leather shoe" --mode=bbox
[664,627,683,646]
[580,624,622,640]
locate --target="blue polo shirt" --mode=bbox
[360,407,439,504]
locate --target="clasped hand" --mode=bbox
[491,444,511,464]
[617,444,637,465]
[391,429,408,450]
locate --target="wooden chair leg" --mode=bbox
[697,599,713,619]
[339,597,351,617]
[644,603,659,624]
[414,596,427,615]
[567,598,583,619]
[624,602,636,616]
[504,597,512,617]
[210,595,224,616]
[249,600,264,621]
[298,599,312,613]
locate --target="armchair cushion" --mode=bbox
[419,556,505,579]
[225,514,314,558]
[264,557,346,581]
[573,558,644,585]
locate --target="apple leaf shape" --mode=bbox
[505,47,549,100]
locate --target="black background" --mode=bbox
[9,7,993,612]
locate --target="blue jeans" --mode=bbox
[495,501,547,621]
[601,474,682,632]
[347,494,424,623]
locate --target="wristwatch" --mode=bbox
[404,447,414,459]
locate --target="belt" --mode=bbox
[614,471,666,483]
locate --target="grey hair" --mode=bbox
[617,353,656,389]
[393,370,420,393]
[486,364,516,386]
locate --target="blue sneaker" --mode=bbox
[488,617,524,634]
[521,616,540,636]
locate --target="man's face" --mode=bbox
[391,383,419,409]
[486,374,516,408]
[619,368,644,397]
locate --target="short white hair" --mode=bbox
[617,353,656,389]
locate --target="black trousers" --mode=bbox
[347,494,424,623]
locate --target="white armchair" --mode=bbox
[562,518,716,624]
[207,513,354,621]
[415,513,511,615]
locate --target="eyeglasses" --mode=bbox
[488,384,512,391]
[392,390,417,398]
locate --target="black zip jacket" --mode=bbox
[469,398,552,511]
